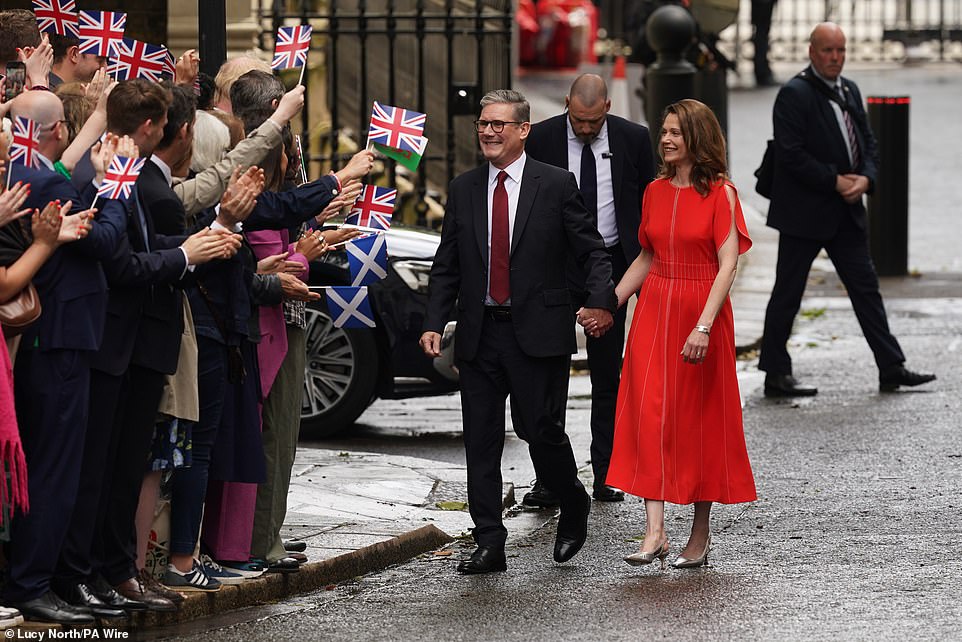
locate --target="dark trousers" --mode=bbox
[5,349,90,602]
[55,368,124,589]
[751,0,776,82]
[584,244,629,486]
[98,366,166,585]
[759,213,905,376]
[169,336,227,556]
[457,313,583,549]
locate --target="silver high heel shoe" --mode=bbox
[671,532,711,569]
[624,538,670,569]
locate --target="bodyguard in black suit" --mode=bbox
[421,90,616,574]
[759,22,934,396]
[525,73,654,504]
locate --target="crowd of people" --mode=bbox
[0,7,374,626]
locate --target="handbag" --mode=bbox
[0,283,41,336]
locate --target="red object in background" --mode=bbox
[517,0,597,69]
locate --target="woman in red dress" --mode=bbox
[601,99,756,569]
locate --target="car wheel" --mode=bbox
[300,306,379,439]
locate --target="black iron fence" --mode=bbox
[719,0,962,65]
[257,0,513,227]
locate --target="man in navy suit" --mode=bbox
[525,74,654,505]
[421,90,616,574]
[759,23,935,396]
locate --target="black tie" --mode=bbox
[580,142,597,223]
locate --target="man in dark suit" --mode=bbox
[525,73,654,505]
[760,22,934,396]
[420,89,616,574]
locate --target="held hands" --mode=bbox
[92,134,141,184]
[271,85,306,125]
[174,50,200,87]
[576,307,614,338]
[181,228,242,265]
[419,331,442,357]
[277,272,320,301]
[836,174,870,204]
[681,328,710,365]
[334,150,375,186]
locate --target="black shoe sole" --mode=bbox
[592,493,625,502]
[522,497,560,508]
[764,386,818,398]
[456,564,507,574]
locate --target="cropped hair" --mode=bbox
[0,10,41,64]
[49,33,80,64]
[106,79,172,137]
[479,89,530,123]
[657,99,728,197]
[158,83,197,150]
[230,70,284,134]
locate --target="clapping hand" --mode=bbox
[0,180,32,229]
[315,178,363,224]
[294,229,328,262]
[257,251,305,275]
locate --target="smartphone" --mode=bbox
[3,61,26,103]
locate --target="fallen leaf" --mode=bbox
[433,550,454,556]
[435,501,468,511]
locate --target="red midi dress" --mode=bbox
[605,178,757,505]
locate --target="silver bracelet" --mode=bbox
[694,324,711,336]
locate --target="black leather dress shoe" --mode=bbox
[267,557,300,573]
[58,583,126,618]
[88,576,148,611]
[114,577,177,612]
[592,485,625,502]
[522,480,560,508]
[283,539,307,553]
[764,374,818,397]
[554,491,590,563]
[14,591,95,624]
[456,546,507,574]
[879,365,936,392]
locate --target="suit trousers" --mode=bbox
[251,325,305,563]
[584,244,629,487]
[759,212,905,375]
[457,313,583,549]
[99,365,166,585]
[5,349,90,602]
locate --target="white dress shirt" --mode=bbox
[566,118,618,247]
[811,68,856,167]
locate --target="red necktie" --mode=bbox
[489,170,510,304]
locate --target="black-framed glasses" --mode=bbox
[474,120,523,133]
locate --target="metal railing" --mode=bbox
[256,0,513,227]
[718,0,962,66]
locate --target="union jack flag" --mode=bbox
[9,117,41,170]
[368,102,427,154]
[107,38,170,82]
[162,49,177,79]
[345,186,396,231]
[271,25,312,70]
[97,155,146,201]
[78,11,126,57]
[32,0,79,38]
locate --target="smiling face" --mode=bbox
[660,113,689,167]
[477,102,529,169]
[809,24,846,82]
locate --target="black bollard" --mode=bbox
[866,96,910,277]
[644,5,697,158]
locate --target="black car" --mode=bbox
[300,225,458,438]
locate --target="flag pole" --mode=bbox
[297,62,306,87]
[295,134,308,185]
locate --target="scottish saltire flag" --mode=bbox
[345,233,388,286]
[345,186,396,231]
[271,25,312,70]
[97,155,146,201]
[78,11,126,57]
[107,38,169,82]
[368,102,427,154]
[9,117,41,169]
[325,287,375,328]
[33,0,79,37]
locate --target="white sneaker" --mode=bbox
[0,606,24,628]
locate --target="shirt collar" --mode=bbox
[150,154,173,187]
[489,152,526,185]
[810,66,842,91]
[565,116,608,144]
[36,151,55,171]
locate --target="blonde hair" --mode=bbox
[213,56,272,110]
